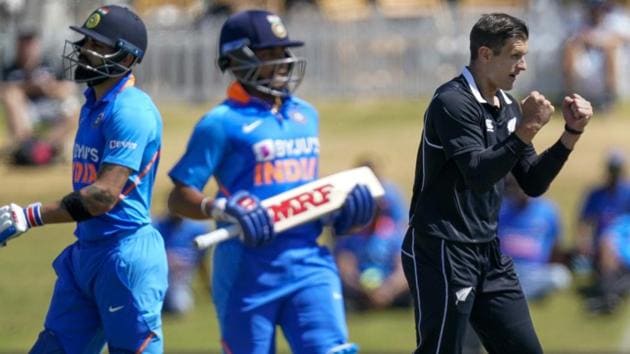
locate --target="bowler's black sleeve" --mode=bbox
[452,134,529,193]
[432,92,529,193]
[511,139,572,197]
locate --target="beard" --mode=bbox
[74,62,108,87]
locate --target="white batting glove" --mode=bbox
[0,203,42,247]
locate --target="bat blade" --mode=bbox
[193,166,385,249]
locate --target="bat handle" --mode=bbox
[193,224,241,250]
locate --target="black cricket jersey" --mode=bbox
[409,67,571,243]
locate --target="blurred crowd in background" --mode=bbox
[1,0,630,102]
[2,0,630,322]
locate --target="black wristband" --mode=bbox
[61,191,94,222]
[564,124,583,135]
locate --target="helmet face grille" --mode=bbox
[226,47,306,97]
[62,40,138,83]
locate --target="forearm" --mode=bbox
[559,130,582,150]
[454,134,528,192]
[40,200,74,224]
[168,184,208,220]
[40,183,119,224]
[514,139,571,197]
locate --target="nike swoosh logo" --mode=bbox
[108,305,125,313]
[242,120,263,134]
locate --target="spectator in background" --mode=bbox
[334,158,409,311]
[574,150,630,277]
[153,212,211,315]
[573,150,630,312]
[499,174,571,301]
[587,213,630,314]
[562,0,630,112]
[0,28,78,165]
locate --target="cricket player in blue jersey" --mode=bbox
[603,215,630,269]
[334,159,409,311]
[0,5,166,353]
[498,175,571,301]
[168,9,375,354]
[575,151,630,266]
[592,214,630,313]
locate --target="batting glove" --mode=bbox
[333,184,376,236]
[0,203,43,247]
[211,192,274,247]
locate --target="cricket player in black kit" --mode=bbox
[402,13,593,354]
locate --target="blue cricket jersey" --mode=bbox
[498,197,561,265]
[169,82,321,243]
[580,182,630,241]
[169,83,328,314]
[72,74,162,241]
[603,215,630,266]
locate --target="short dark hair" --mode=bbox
[469,13,528,61]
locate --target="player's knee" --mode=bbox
[326,342,359,354]
[30,330,66,354]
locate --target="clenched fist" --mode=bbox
[562,94,592,133]
[516,91,555,143]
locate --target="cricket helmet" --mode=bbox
[217,9,306,97]
[62,5,147,86]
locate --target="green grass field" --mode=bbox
[1,99,630,353]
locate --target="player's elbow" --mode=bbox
[84,189,119,215]
[520,180,550,197]
[167,189,183,215]
[522,185,548,198]
[91,204,115,215]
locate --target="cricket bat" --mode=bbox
[193,166,385,250]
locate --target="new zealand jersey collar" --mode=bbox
[461,66,513,105]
